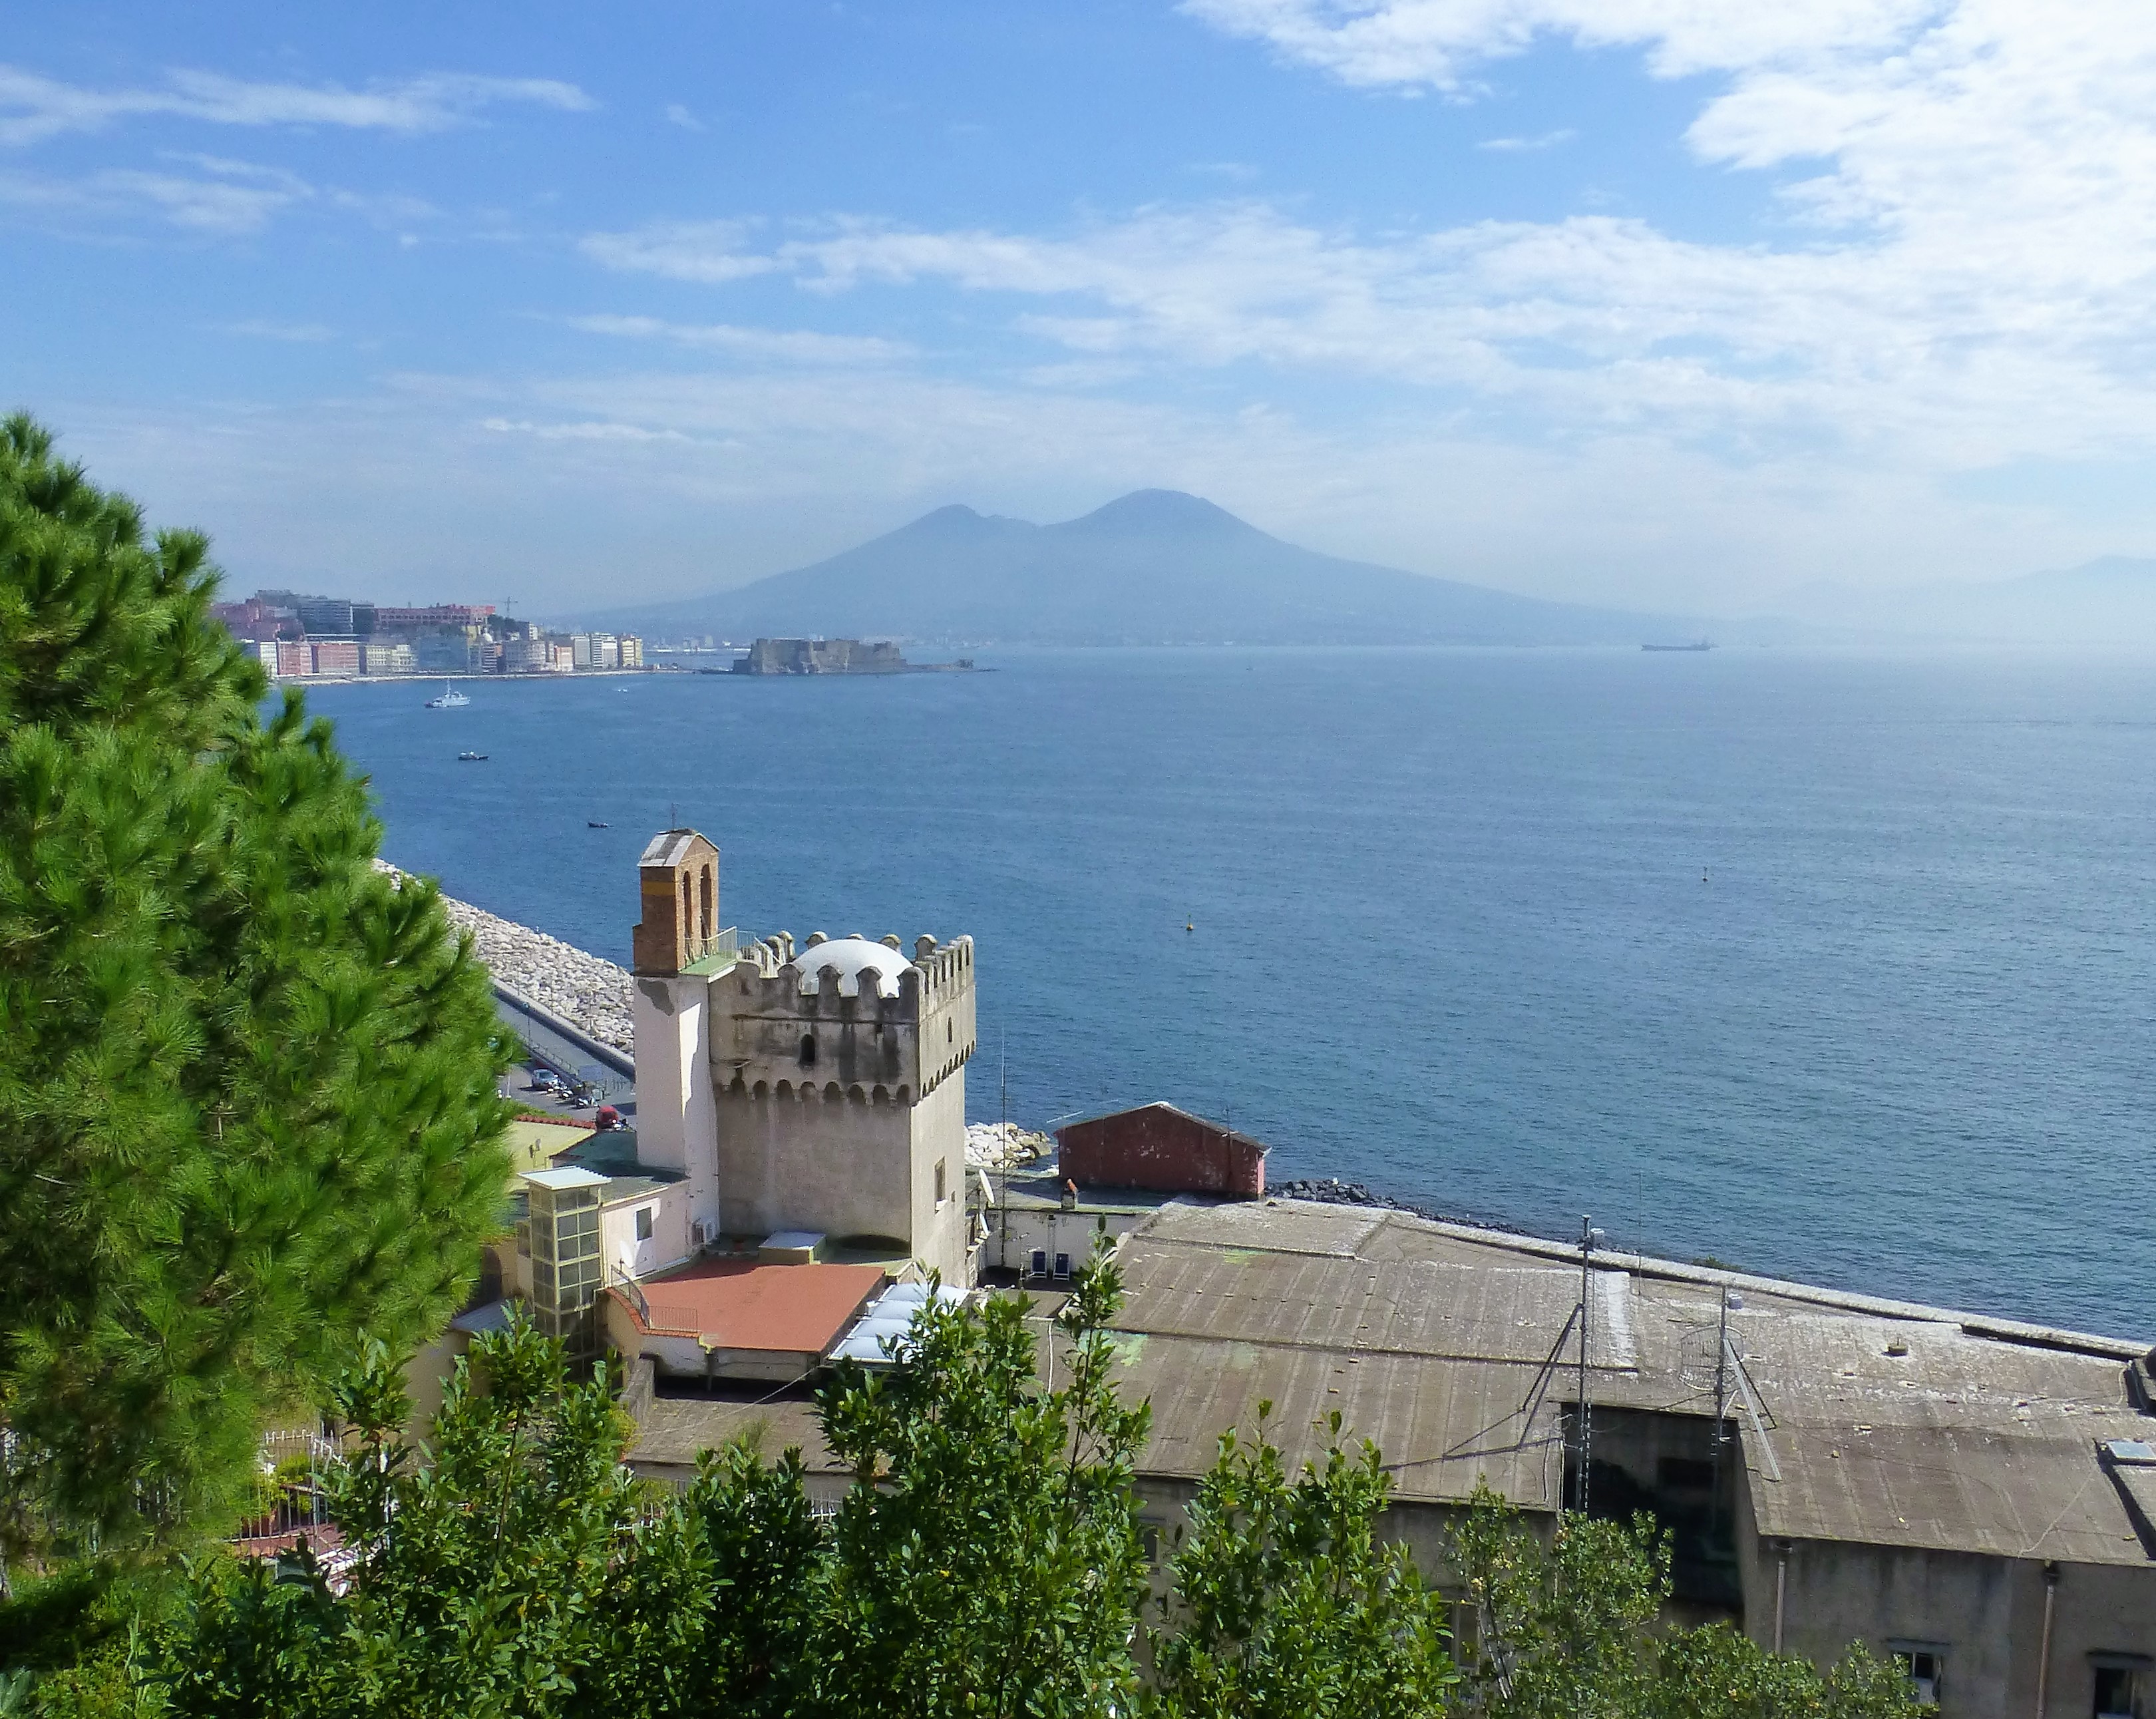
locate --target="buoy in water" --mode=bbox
[1186,921,1194,932]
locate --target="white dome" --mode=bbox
[792,936,913,998]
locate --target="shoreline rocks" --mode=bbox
[376,861,635,1054]
[1266,1175,1521,1235]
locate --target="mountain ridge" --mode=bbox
[580,489,1702,646]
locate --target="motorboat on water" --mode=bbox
[425,682,470,708]
[457,751,488,762]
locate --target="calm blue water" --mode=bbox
[307,649,2156,1340]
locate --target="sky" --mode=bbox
[6,0,2156,618]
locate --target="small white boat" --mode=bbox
[425,682,470,709]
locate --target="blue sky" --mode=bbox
[6,0,2156,616]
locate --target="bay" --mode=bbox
[309,647,2156,1340]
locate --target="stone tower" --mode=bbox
[628,828,976,1283]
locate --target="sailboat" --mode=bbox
[425,681,470,709]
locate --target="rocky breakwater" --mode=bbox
[965,1122,1052,1171]
[375,862,635,1055]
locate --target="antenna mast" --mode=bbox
[1576,1215,1602,1514]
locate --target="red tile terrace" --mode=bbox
[609,1259,888,1356]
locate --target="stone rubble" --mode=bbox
[965,1122,1052,1170]
[375,860,635,1054]
[1266,1175,1523,1236]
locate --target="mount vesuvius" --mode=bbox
[584,490,1694,646]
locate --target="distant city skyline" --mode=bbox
[6,1,2156,618]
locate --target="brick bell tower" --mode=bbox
[630,829,725,1246]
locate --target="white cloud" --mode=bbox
[0,63,591,146]
[481,417,691,443]
[0,158,313,232]
[663,102,703,132]
[580,0,2156,482]
[1178,0,1938,92]
[1477,128,1573,151]
[564,313,912,365]
[218,319,337,341]
[578,219,779,283]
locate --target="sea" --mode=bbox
[306,647,2156,1342]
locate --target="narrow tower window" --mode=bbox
[700,864,714,945]
[799,1033,817,1068]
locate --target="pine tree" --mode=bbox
[0,413,514,1556]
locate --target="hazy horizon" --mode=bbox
[8,2,2156,618]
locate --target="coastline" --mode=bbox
[387,869,2149,1354]
[375,860,634,1054]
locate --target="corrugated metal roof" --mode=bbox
[1113,1201,2156,1567]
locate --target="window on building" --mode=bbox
[799,1033,816,1067]
[635,1207,653,1241]
[2095,1659,2149,1719]
[1891,1646,1944,1710]
[935,1159,948,1204]
[946,1018,953,1043]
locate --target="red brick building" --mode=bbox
[1054,1101,1267,1198]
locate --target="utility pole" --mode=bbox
[1711,1287,1731,1539]
[1576,1215,1602,1515]
[999,1031,1010,1276]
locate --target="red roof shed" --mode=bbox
[1054,1102,1267,1198]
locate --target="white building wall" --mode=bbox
[907,1071,970,1283]
[601,1185,693,1284]
[630,975,719,1241]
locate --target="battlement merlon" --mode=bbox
[715,932,974,1021]
[706,932,976,1097]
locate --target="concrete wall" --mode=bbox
[1734,1473,2156,1715]
[602,1293,708,1379]
[715,1080,916,1248]
[1057,1105,1265,1197]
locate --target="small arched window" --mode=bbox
[799,1033,817,1068]
[699,864,714,944]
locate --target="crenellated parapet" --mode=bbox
[709,929,976,1099]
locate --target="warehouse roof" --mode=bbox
[621,1196,2156,1569]
[1115,1200,2156,1567]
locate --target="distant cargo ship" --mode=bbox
[1642,640,1713,652]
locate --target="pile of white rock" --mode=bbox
[965,1121,1052,1170]
[375,861,635,1054]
